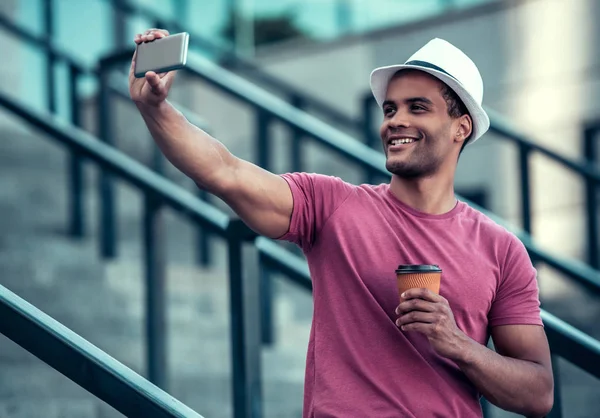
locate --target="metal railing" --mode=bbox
[255,237,600,418]
[0,283,204,418]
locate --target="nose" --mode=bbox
[388,109,410,129]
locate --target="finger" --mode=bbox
[145,71,163,93]
[395,298,437,316]
[400,322,433,333]
[142,29,169,42]
[396,311,436,328]
[400,288,440,303]
[134,34,143,44]
[144,28,170,36]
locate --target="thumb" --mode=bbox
[145,71,161,90]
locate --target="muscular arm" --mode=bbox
[137,101,293,238]
[455,325,554,417]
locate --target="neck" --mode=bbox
[389,171,457,215]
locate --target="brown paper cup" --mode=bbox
[396,265,442,300]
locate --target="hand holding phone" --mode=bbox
[133,31,189,78]
[129,29,187,107]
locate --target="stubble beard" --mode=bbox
[385,147,441,179]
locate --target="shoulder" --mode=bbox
[280,172,358,205]
[459,203,524,253]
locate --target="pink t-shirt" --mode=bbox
[278,173,542,418]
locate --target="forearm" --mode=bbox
[137,100,235,193]
[453,337,553,417]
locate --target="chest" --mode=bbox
[320,209,501,343]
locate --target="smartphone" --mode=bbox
[134,32,189,78]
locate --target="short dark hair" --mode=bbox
[439,83,471,154]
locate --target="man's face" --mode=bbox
[379,70,460,179]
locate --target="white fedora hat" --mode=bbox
[370,38,490,144]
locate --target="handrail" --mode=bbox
[541,310,600,380]
[99,48,600,296]
[0,91,232,236]
[106,0,361,131]
[486,108,600,181]
[0,283,204,418]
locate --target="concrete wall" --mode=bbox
[247,0,600,271]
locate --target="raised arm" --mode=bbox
[130,29,292,239]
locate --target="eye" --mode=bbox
[383,106,395,116]
[411,104,427,112]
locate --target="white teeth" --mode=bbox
[390,138,416,145]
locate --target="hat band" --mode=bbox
[404,60,458,82]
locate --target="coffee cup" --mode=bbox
[395,264,442,300]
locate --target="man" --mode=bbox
[130,31,554,417]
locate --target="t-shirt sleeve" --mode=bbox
[488,234,543,327]
[277,172,355,252]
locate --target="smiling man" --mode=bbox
[131,31,554,417]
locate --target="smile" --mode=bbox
[389,138,417,145]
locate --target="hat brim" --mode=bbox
[370,64,490,145]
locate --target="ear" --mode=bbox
[454,114,472,143]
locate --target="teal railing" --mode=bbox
[0,283,203,418]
